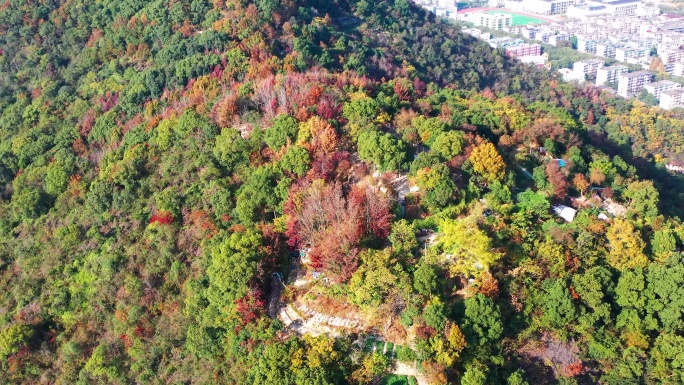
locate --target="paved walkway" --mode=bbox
[279,303,363,336]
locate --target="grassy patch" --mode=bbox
[363,336,376,353]
[385,342,395,357]
[380,374,410,385]
[396,345,417,362]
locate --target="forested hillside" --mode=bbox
[2,0,684,384]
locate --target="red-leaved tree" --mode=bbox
[284,180,393,282]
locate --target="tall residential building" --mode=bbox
[460,11,513,30]
[644,80,681,100]
[567,4,608,19]
[578,38,600,54]
[596,64,629,86]
[549,33,571,46]
[504,0,577,15]
[659,49,684,65]
[660,89,684,110]
[674,62,684,78]
[615,47,650,62]
[573,59,605,77]
[596,43,617,58]
[586,0,640,15]
[617,71,654,98]
[505,43,543,57]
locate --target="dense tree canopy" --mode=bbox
[1,0,684,384]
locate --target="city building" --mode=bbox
[615,46,650,62]
[644,80,681,100]
[659,49,684,65]
[635,2,659,17]
[674,62,684,78]
[586,0,640,16]
[505,43,543,57]
[567,4,608,19]
[549,33,571,45]
[596,64,629,85]
[459,11,513,30]
[617,70,654,98]
[660,89,684,109]
[573,59,605,77]
[519,52,550,66]
[596,42,617,58]
[578,38,600,53]
[504,0,577,15]
[413,0,458,19]
[522,27,539,40]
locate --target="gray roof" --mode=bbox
[620,70,653,78]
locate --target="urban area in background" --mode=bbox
[414,0,684,110]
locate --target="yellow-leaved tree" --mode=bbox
[606,218,648,270]
[469,142,506,182]
[438,217,501,277]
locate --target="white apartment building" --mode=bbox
[659,49,684,65]
[567,4,608,19]
[635,2,659,17]
[596,64,629,85]
[435,0,458,8]
[615,47,650,62]
[596,43,617,58]
[660,89,684,110]
[644,80,681,100]
[617,71,654,98]
[586,0,640,16]
[674,62,684,78]
[573,59,605,77]
[549,33,571,45]
[578,38,600,53]
[460,12,513,30]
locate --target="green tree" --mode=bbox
[357,129,409,171]
[463,293,503,345]
[280,145,311,177]
[0,324,33,360]
[652,228,677,262]
[213,128,249,170]
[414,262,438,297]
[647,333,684,383]
[461,364,487,385]
[389,219,418,259]
[416,163,457,211]
[235,166,280,224]
[349,249,409,308]
[507,370,529,385]
[624,180,659,220]
[205,230,262,324]
[541,279,578,329]
[265,114,299,150]
[424,297,447,331]
[432,130,464,160]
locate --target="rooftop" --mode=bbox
[601,64,629,70]
[597,0,641,5]
[577,59,605,64]
[663,89,684,96]
[620,70,653,78]
[645,80,680,88]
